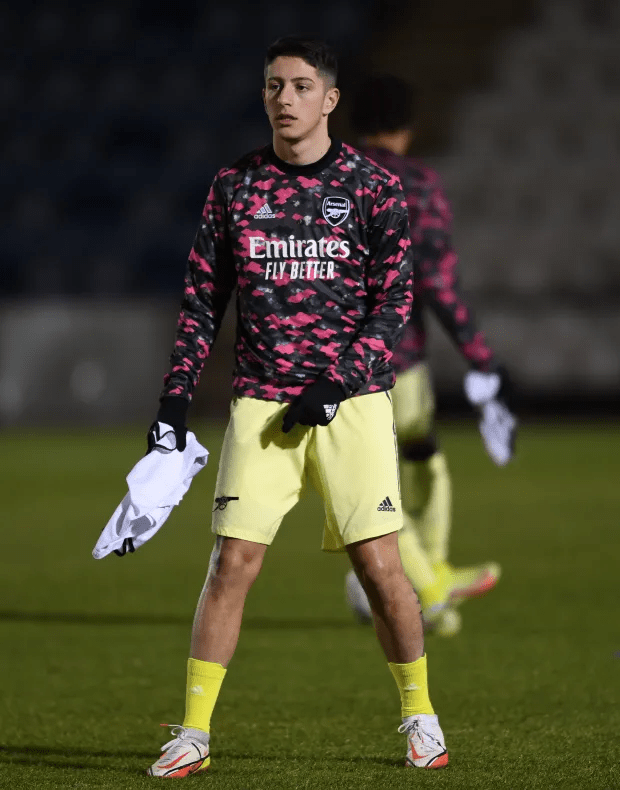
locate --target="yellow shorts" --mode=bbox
[211,392,402,552]
[391,363,436,441]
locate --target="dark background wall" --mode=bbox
[1,0,618,424]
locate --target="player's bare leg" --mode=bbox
[148,536,266,777]
[347,531,423,662]
[346,530,448,769]
[190,536,267,666]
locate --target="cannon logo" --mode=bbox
[322,196,350,227]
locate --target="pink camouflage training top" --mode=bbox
[362,146,495,374]
[162,139,413,403]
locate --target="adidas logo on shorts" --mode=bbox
[377,496,396,512]
[253,203,277,219]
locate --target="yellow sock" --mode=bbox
[397,512,436,592]
[388,654,434,717]
[417,574,450,613]
[417,452,452,566]
[182,658,227,733]
[432,560,453,589]
[419,560,452,609]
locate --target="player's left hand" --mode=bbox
[282,377,346,433]
[464,367,517,466]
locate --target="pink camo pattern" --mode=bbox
[362,147,495,373]
[162,142,413,403]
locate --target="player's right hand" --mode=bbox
[147,421,187,453]
[147,396,189,453]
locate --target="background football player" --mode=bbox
[345,73,517,636]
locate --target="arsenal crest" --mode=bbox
[322,196,350,226]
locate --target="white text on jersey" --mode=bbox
[249,236,350,259]
[264,260,335,280]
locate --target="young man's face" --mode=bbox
[263,56,339,142]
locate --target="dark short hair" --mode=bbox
[264,36,338,87]
[350,74,417,136]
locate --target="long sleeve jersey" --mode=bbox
[162,139,413,403]
[362,146,495,374]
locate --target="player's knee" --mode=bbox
[400,434,438,462]
[357,552,404,602]
[362,567,411,620]
[212,539,264,586]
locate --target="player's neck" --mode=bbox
[272,129,332,166]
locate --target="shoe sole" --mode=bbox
[147,757,210,778]
[406,751,449,769]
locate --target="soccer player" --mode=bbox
[145,38,448,777]
[344,74,517,635]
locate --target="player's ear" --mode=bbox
[262,87,267,112]
[323,86,340,116]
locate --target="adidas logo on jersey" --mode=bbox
[377,496,396,512]
[253,203,277,219]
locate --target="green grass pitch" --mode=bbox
[0,421,618,789]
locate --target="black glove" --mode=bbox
[282,377,346,433]
[147,396,189,453]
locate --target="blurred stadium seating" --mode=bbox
[426,0,620,400]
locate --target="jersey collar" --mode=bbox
[266,138,342,177]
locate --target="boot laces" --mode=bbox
[398,718,420,736]
[159,724,190,752]
[398,717,442,752]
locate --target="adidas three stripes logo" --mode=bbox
[377,496,396,512]
[253,203,276,218]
